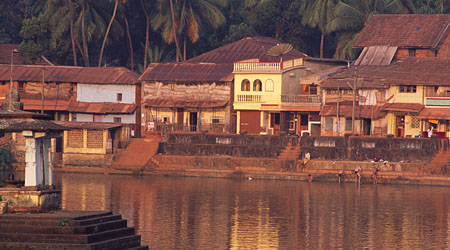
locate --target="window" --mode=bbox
[18,81,24,90]
[399,85,416,93]
[300,114,308,126]
[265,79,274,92]
[114,117,122,123]
[325,117,333,131]
[345,118,353,131]
[117,93,122,102]
[241,79,250,91]
[408,49,416,57]
[411,116,420,128]
[212,118,220,124]
[253,79,262,91]
[310,85,318,95]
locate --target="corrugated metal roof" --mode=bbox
[144,98,228,108]
[187,36,308,64]
[54,121,122,129]
[0,65,139,84]
[21,99,137,114]
[323,57,450,89]
[320,105,385,119]
[418,108,450,119]
[354,46,397,66]
[139,63,233,82]
[354,14,450,48]
[381,103,424,113]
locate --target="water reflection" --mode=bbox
[56,174,450,250]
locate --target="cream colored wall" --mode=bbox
[386,113,423,137]
[389,85,424,104]
[63,130,107,154]
[144,107,228,126]
[234,73,282,110]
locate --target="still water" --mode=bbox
[55,173,450,250]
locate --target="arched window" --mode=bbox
[241,79,250,91]
[253,79,262,91]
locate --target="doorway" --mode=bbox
[189,112,197,131]
[270,113,280,135]
[396,115,405,137]
[177,108,184,129]
[363,118,371,135]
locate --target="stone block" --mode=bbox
[0,201,7,214]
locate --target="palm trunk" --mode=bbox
[169,0,182,62]
[123,14,134,71]
[320,31,324,58]
[76,40,87,64]
[98,0,119,66]
[183,32,187,62]
[67,0,77,66]
[140,0,150,69]
[81,1,89,66]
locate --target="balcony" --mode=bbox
[233,58,304,73]
[425,97,450,107]
[236,94,261,103]
[281,94,321,106]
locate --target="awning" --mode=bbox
[259,104,320,112]
[417,108,450,120]
[381,103,424,113]
[320,105,385,119]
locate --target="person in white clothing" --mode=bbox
[427,126,434,138]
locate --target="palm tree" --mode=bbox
[67,0,77,65]
[153,0,228,62]
[300,0,336,58]
[98,0,123,66]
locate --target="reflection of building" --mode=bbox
[61,174,108,211]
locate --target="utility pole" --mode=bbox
[347,69,358,135]
[337,85,340,136]
[41,66,46,114]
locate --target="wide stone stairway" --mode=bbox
[0,210,147,249]
[277,142,301,161]
[111,132,161,171]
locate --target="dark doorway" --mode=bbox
[177,108,184,128]
[271,113,281,135]
[189,112,197,131]
[363,118,371,135]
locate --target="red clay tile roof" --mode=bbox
[21,99,137,114]
[381,103,424,113]
[0,44,47,65]
[139,63,233,82]
[353,14,450,48]
[0,65,139,84]
[323,57,450,89]
[320,105,385,119]
[187,36,307,64]
[418,107,450,120]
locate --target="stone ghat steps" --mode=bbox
[111,134,161,170]
[0,211,147,250]
[277,143,301,161]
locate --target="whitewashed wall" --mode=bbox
[77,84,135,103]
[75,112,136,124]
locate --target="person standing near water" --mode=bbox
[354,166,362,184]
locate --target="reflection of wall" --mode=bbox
[61,174,108,211]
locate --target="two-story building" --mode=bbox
[140,36,346,136]
[321,14,450,137]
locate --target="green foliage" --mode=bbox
[60,218,69,226]
[0,195,2,201]
[0,147,11,171]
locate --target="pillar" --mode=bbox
[24,132,52,187]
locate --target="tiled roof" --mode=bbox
[353,14,450,48]
[0,44,48,65]
[322,57,450,89]
[21,99,137,114]
[186,36,307,64]
[381,103,424,113]
[320,105,385,119]
[54,121,122,130]
[0,65,139,84]
[418,107,450,120]
[139,63,233,82]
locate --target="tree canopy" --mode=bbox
[1,0,449,71]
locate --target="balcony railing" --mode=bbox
[281,94,321,104]
[236,94,261,102]
[233,58,304,72]
[425,97,450,107]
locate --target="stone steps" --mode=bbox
[277,143,300,161]
[111,134,160,170]
[0,211,147,249]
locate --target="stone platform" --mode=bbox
[0,210,148,249]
